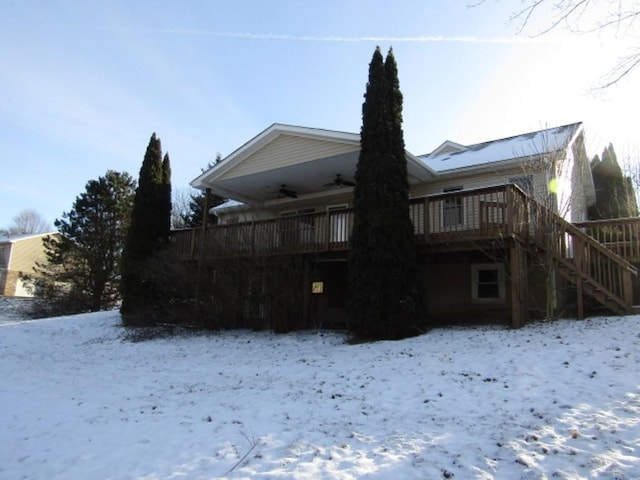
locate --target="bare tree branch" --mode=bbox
[586,9,640,33]
[599,47,640,88]
[5,209,52,236]
[489,0,640,88]
[511,0,592,35]
[171,188,193,229]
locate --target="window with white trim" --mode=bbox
[328,204,350,243]
[442,186,463,228]
[471,264,505,303]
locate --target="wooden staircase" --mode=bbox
[525,203,637,316]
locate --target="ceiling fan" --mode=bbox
[324,174,355,188]
[277,185,298,198]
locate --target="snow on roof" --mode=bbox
[0,232,57,244]
[419,123,582,173]
[210,199,245,214]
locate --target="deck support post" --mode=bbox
[250,221,256,257]
[325,210,331,251]
[623,269,633,307]
[575,239,584,319]
[189,229,197,259]
[510,242,527,328]
[302,257,311,328]
[195,188,211,305]
[423,197,430,243]
[506,185,514,238]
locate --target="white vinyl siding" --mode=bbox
[220,135,359,180]
[410,163,551,205]
[508,175,534,195]
[8,236,49,272]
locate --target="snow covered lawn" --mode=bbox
[1,312,639,479]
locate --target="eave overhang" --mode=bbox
[191,123,436,205]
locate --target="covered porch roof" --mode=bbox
[190,123,437,206]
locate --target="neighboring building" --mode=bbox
[0,232,56,297]
[174,122,639,328]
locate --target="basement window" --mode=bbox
[471,264,505,304]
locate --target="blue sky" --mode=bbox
[1,1,638,228]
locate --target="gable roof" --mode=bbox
[419,123,583,173]
[190,122,584,208]
[191,124,361,190]
[191,123,436,205]
[429,140,468,156]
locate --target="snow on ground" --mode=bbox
[1,312,639,480]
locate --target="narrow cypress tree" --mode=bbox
[120,133,169,325]
[161,153,172,241]
[347,47,425,340]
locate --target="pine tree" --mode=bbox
[34,171,135,314]
[120,133,172,325]
[182,156,226,227]
[347,47,425,340]
[183,191,226,227]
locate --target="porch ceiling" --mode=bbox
[209,151,435,205]
[210,151,361,204]
[192,124,436,206]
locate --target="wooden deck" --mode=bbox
[171,184,640,264]
[172,184,531,259]
[170,183,639,317]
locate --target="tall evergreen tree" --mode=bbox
[34,170,135,314]
[347,47,425,340]
[590,143,638,219]
[625,176,638,216]
[120,133,172,325]
[161,153,172,237]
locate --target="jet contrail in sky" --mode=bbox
[138,29,554,44]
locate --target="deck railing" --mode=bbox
[528,202,636,309]
[171,185,640,265]
[171,184,533,259]
[574,217,640,263]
